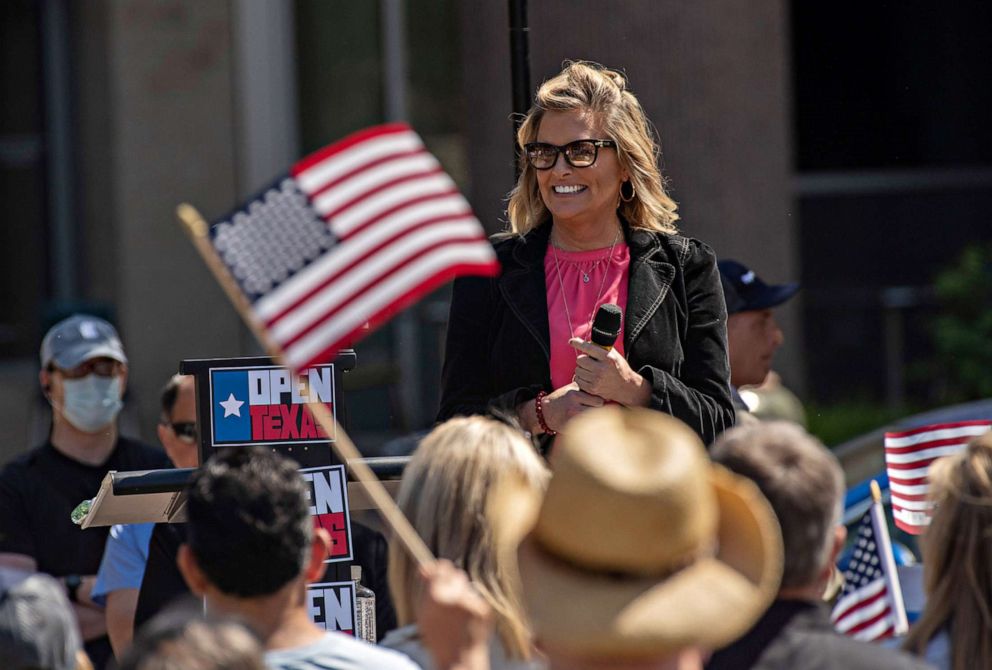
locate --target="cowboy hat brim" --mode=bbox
[517,464,783,658]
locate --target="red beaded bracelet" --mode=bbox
[535,391,556,436]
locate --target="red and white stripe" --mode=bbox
[254,123,498,371]
[832,578,894,641]
[831,498,908,642]
[885,420,991,533]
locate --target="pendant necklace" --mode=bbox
[551,226,622,347]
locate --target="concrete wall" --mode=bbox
[117,0,248,433]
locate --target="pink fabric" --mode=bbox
[545,241,630,391]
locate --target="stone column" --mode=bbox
[78,0,245,436]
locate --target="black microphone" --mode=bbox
[590,304,622,351]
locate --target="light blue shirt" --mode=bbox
[266,632,419,670]
[922,630,950,670]
[886,631,949,670]
[91,522,154,606]
[381,623,543,670]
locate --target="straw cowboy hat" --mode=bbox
[513,407,783,658]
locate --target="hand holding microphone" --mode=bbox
[524,305,621,435]
[524,305,642,435]
[571,304,650,407]
[589,303,622,350]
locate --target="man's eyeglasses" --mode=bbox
[524,139,617,170]
[52,358,124,380]
[163,421,198,444]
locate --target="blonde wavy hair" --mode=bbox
[506,60,679,235]
[388,416,549,660]
[903,431,992,670]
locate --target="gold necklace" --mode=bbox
[550,226,622,343]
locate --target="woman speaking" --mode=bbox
[438,61,734,445]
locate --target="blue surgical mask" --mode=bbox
[61,374,123,433]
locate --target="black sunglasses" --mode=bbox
[524,139,617,170]
[163,421,198,443]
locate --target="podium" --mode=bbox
[79,352,406,637]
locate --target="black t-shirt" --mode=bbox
[134,521,188,631]
[0,435,169,668]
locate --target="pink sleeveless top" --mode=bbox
[544,241,630,390]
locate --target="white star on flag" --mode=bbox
[219,393,244,418]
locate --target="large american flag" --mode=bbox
[209,123,499,371]
[831,499,907,641]
[884,420,991,534]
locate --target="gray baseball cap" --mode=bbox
[40,314,128,370]
[0,569,83,670]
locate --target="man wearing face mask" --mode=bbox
[0,315,169,669]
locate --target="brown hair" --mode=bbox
[388,416,549,659]
[117,617,265,670]
[506,61,679,235]
[903,432,992,670]
[710,421,843,589]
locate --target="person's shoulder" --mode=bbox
[833,634,933,669]
[265,632,420,670]
[324,633,420,668]
[379,624,432,666]
[0,443,49,483]
[490,230,525,260]
[653,232,715,266]
[114,436,170,468]
[450,229,531,295]
[490,222,551,256]
[919,630,950,669]
[629,226,714,268]
[787,626,935,669]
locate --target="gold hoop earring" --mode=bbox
[619,180,636,203]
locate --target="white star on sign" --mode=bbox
[219,393,244,418]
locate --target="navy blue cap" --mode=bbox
[718,259,799,315]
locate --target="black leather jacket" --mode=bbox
[437,220,735,446]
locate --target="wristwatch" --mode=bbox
[64,574,82,603]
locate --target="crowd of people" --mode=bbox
[2,60,990,670]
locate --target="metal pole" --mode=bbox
[381,0,409,123]
[881,287,915,412]
[381,0,421,430]
[40,0,77,302]
[508,0,531,179]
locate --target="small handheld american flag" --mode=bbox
[831,482,907,642]
[201,122,499,372]
[884,420,991,534]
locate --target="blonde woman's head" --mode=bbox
[388,416,549,659]
[922,431,992,590]
[507,61,679,235]
[904,431,992,670]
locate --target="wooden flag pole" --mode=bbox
[177,203,435,568]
